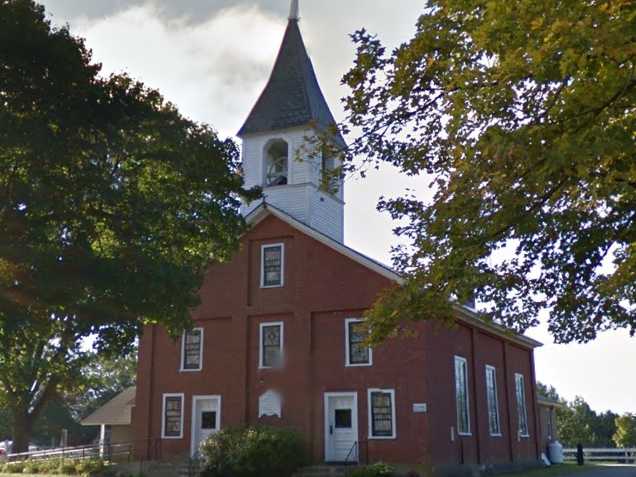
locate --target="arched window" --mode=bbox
[264,139,289,187]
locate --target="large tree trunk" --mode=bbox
[10,409,33,454]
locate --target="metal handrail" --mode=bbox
[343,441,358,466]
[6,438,161,464]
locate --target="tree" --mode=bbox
[614,414,636,448]
[0,350,138,447]
[341,0,635,343]
[70,350,138,423]
[537,382,563,402]
[594,411,620,448]
[557,397,597,447]
[554,394,618,448]
[0,0,258,452]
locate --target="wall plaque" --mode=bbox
[413,403,428,413]
[259,390,282,418]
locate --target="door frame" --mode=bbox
[323,391,359,463]
[191,395,222,456]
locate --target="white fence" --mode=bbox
[4,442,138,463]
[564,448,636,464]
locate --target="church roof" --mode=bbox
[238,18,346,148]
[245,202,543,350]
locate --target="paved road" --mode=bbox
[575,466,636,477]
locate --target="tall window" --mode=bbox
[264,139,289,186]
[368,389,396,439]
[162,394,184,439]
[345,319,372,366]
[454,356,471,435]
[485,365,502,436]
[261,244,284,288]
[260,322,283,369]
[515,373,529,437]
[181,328,203,371]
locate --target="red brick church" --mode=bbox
[129,2,545,473]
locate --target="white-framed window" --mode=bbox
[454,356,471,436]
[368,389,396,439]
[162,393,184,439]
[261,243,284,288]
[180,328,203,372]
[345,318,372,367]
[485,365,502,436]
[515,373,530,438]
[259,322,284,369]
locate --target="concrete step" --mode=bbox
[176,459,201,477]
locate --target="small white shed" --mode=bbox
[81,387,136,447]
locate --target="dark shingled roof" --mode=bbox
[238,19,346,148]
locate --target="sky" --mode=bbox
[38,0,635,415]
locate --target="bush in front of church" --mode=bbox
[199,426,309,477]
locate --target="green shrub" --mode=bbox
[200,426,309,477]
[58,460,79,475]
[75,459,105,474]
[349,463,394,477]
[4,461,25,473]
[23,460,42,473]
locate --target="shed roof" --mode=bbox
[81,387,136,427]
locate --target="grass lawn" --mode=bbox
[501,463,596,476]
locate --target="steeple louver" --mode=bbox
[237,17,345,148]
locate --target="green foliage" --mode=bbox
[556,396,618,447]
[341,0,635,343]
[70,350,137,422]
[0,0,258,451]
[537,383,562,403]
[199,426,309,477]
[0,350,136,447]
[1,462,24,474]
[613,414,636,448]
[0,458,106,475]
[349,463,394,477]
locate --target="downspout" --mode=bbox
[529,351,541,460]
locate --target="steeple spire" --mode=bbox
[237,4,345,148]
[289,0,299,21]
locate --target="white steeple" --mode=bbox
[238,5,345,242]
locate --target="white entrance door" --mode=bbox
[191,396,221,456]
[324,393,358,463]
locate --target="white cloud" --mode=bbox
[71,4,284,136]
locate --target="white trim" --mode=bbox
[515,373,530,438]
[485,365,502,437]
[180,328,204,372]
[190,395,222,456]
[367,388,397,440]
[246,204,543,350]
[259,321,284,369]
[345,318,373,367]
[161,393,185,440]
[260,243,285,288]
[454,356,472,436]
[323,392,359,463]
[262,138,290,188]
[247,204,400,283]
[453,306,543,349]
